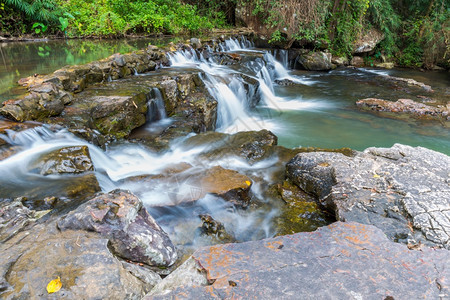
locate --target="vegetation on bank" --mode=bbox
[0,0,449,68]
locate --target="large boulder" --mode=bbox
[353,28,385,54]
[57,189,178,267]
[286,144,450,249]
[147,222,450,299]
[296,51,333,71]
[0,190,172,298]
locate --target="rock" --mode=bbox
[0,82,71,122]
[124,165,252,207]
[331,56,349,66]
[383,75,434,92]
[375,62,395,69]
[121,261,162,293]
[0,199,36,242]
[0,229,146,299]
[190,38,202,49]
[183,130,278,164]
[350,56,364,67]
[296,51,333,71]
[57,190,178,267]
[286,156,337,201]
[31,146,94,175]
[356,98,449,121]
[286,144,450,249]
[90,95,148,138]
[353,28,385,54]
[147,222,450,299]
[274,78,297,86]
[0,190,174,298]
[198,214,236,244]
[273,180,331,235]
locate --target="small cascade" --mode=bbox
[274,49,289,69]
[220,37,254,52]
[147,88,167,123]
[167,37,270,133]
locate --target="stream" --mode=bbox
[0,37,449,256]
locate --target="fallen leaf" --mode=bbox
[373,174,380,178]
[245,180,251,186]
[47,277,62,294]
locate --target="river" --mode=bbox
[0,37,449,254]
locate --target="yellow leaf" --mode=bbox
[47,277,62,294]
[373,174,380,178]
[245,180,251,186]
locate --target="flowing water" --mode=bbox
[0,37,449,255]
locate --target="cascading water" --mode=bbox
[147,88,167,123]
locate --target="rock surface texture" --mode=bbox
[0,190,173,299]
[147,222,450,299]
[286,144,450,249]
[356,98,449,121]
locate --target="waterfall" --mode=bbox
[167,38,270,133]
[147,88,167,123]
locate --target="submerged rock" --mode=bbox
[356,98,449,121]
[57,189,178,267]
[286,144,450,249]
[147,222,450,299]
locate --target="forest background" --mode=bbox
[0,0,449,68]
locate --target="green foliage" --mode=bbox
[57,0,223,37]
[4,0,62,23]
[32,22,48,34]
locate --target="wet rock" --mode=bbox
[273,180,332,235]
[57,189,178,267]
[198,214,236,243]
[147,222,450,299]
[190,38,202,49]
[183,130,278,164]
[353,28,385,54]
[91,95,148,138]
[296,51,333,71]
[31,146,94,175]
[286,144,450,249]
[0,199,36,242]
[0,82,72,122]
[356,98,449,121]
[383,75,434,92]
[125,165,252,207]
[275,78,297,86]
[350,56,364,67]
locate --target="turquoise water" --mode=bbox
[255,68,450,155]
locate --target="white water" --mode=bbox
[0,37,329,250]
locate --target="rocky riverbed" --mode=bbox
[0,35,449,298]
